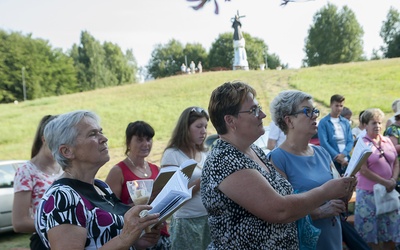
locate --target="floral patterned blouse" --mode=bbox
[13,161,62,217]
[201,139,299,249]
[35,179,132,250]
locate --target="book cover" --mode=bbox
[344,138,372,177]
[151,158,197,198]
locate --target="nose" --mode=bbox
[259,109,267,119]
[100,134,108,144]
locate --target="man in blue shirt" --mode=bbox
[318,94,354,176]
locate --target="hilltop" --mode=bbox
[1,58,399,179]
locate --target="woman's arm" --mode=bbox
[218,168,353,224]
[12,191,36,233]
[47,205,160,250]
[105,165,124,199]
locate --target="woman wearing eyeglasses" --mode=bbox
[268,90,361,250]
[201,82,354,249]
[160,106,211,250]
[354,108,400,249]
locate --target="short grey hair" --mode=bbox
[44,110,100,169]
[269,90,313,134]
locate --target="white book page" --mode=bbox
[344,138,372,177]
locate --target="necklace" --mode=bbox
[127,156,148,177]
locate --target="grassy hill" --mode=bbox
[1,58,399,179]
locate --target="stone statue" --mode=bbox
[231,10,249,70]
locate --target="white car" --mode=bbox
[205,126,271,155]
[0,160,27,233]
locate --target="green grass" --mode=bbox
[1,58,399,181]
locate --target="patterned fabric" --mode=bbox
[384,124,400,161]
[201,139,298,249]
[13,161,62,217]
[36,179,132,250]
[354,189,400,244]
[169,215,210,250]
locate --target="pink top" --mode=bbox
[356,134,397,191]
[13,161,62,217]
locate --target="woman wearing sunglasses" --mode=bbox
[201,82,354,249]
[160,106,211,250]
[268,90,363,250]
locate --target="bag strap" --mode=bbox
[54,178,131,215]
[363,136,391,165]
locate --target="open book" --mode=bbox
[148,169,194,228]
[152,159,197,196]
[344,137,372,177]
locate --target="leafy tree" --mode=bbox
[183,43,208,71]
[147,40,208,78]
[380,7,400,58]
[103,42,137,84]
[147,39,184,79]
[303,4,364,67]
[0,30,77,103]
[208,32,234,69]
[266,53,283,69]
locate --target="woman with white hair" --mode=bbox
[35,110,161,250]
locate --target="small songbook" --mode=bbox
[148,159,197,228]
[344,138,372,177]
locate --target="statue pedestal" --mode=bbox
[233,39,249,71]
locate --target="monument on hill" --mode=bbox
[232,11,249,70]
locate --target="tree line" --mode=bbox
[1,4,399,103]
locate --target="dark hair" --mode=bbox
[31,115,58,158]
[125,121,155,155]
[208,81,256,135]
[358,110,365,122]
[330,94,345,104]
[341,107,352,118]
[165,107,209,152]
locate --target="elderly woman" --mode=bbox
[269,90,361,249]
[35,110,160,250]
[354,108,400,249]
[201,81,354,249]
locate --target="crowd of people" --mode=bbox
[12,81,400,250]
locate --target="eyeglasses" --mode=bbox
[292,107,320,119]
[238,105,263,118]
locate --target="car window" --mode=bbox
[0,164,16,188]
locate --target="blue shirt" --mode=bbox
[318,115,354,160]
[270,145,342,250]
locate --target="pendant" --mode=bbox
[144,173,148,177]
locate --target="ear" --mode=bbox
[59,145,74,160]
[284,115,294,129]
[224,115,236,130]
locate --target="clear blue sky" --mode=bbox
[1,0,399,68]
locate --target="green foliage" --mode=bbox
[380,7,400,58]
[147,39,185,78]
[0,30,77,103]
[304,3,364,67]
[208,32,234,69]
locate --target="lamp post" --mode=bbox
[22,67,26,101]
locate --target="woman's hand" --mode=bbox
[134,225,162,250]
[314,199,346,219]
[384,178,397,192]
[322,177,355,200]
[119,205,160,248]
